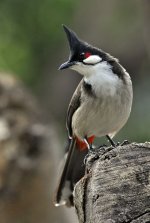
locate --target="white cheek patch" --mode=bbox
[83,55,102,65]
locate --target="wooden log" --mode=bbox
[74,142,150,223]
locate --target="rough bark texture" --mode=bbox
[74,142,150,223]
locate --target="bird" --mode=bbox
[54,25,133,207]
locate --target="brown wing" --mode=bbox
[66,79,83,138]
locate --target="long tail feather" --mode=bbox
[54,137,87,207]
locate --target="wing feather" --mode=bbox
[66,79,83,138]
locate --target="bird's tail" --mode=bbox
[54,137,88,207]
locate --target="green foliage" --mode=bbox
[0,0,77,84]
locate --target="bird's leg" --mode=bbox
[84,137,91,150]
[84,137,96,152]
[83,137,94,164]
[106,135,116,147]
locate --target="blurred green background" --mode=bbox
[0,0,150,142]
[0,0,150,222]
[0,0,76,84]
[0,0,149,142]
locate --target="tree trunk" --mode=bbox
[74,142,150,223]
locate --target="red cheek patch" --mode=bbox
[85,52,91,59]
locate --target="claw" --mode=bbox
[83,145,98,164]
[116,140,130,146]
[120,140,130,146]
[84,153,89,164]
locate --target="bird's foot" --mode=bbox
[84,151,99,165]
[97,144,107,148]
[84,140,130,165]
[88,144,107,154]
[84,144,107,164]
[116,140,130,146]
[84,145,95,164]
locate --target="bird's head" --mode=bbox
[59,25,110,77]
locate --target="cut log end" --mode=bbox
[74,142,150,223]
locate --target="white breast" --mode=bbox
[72,62,133,140]
[84,61,122,97]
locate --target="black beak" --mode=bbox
[58,25,81,70]
[59,61,76,70]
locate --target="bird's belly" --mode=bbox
[72,95,131,140]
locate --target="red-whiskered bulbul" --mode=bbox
[54,25,133,207]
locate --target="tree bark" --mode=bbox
[74,142,150,223]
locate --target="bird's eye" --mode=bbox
[80,52,91,60]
